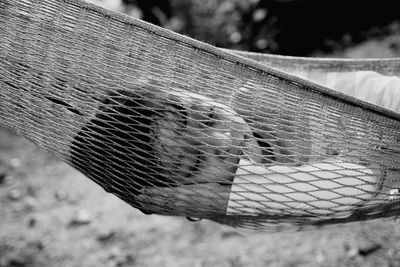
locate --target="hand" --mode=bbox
[136,183,230,217]
[230,85,312,164]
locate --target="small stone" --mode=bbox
[69,209,91,226]
[97,229,116,242]
[358,244,382,257]
[347,247,359,258]
[315,254,325,263]
[23,196,38,211]
[28,217,37,228]
[109,247,122,260]
[9,158,21,168]
[1,174,14,185]
[221,231,241,239]
[0,172,7,184]
[7,258,26,267]
[55,190,67,201]
[8,189,22,200]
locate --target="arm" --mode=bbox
[226,71,400,219]
[228,159,377,218]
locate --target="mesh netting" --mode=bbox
[2,0,400,232]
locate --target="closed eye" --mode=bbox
[205,107,215,127]
[253,132,275,163]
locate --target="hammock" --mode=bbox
[1,0,400,232]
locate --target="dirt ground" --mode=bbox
[2,2,400,267]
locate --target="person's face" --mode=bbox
[153,92,251,185]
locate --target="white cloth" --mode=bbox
[295,70,400,114]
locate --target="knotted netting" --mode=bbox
[2,0,400,232]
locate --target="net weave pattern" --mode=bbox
[2,0,400,231]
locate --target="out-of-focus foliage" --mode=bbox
[122,0,172,26]
[121,0,400,56]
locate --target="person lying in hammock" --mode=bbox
[133,85,378,219]
[70,70,399,220]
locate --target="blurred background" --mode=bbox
[2,1,400,267]
[89,0,400,57]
